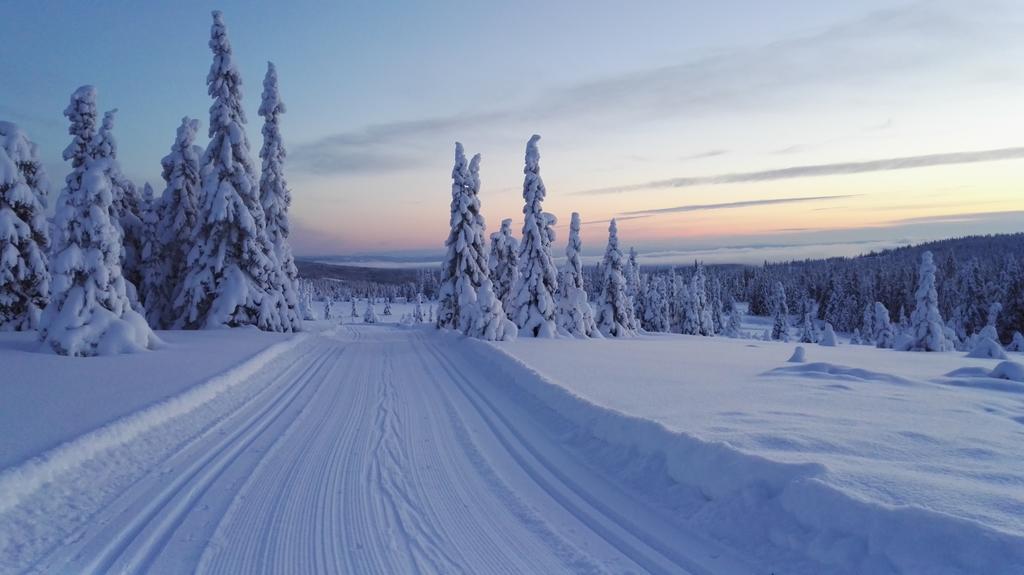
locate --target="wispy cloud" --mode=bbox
[290,3,1003,176]
[578,147,1024,195]
[622,194,859,216]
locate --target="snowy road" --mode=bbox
[16,326,749,574]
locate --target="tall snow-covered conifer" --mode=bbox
[488,218,519,317]
[556,212,599,337]
[436,143,488,331]
[91,109,145,308]
[511,135,559,337]
[177,11,297,331]
[148,118,203,328]
[39,86,157,356]
[258,61,302,327]
[899,251,951,352]
[0,122,51,330]
[770,281,790,341]
[595,219,636,337]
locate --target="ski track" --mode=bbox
[8,325,752,574]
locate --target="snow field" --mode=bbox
[485,333,1024,574]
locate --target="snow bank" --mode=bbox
[462,338,1024,574]
[0,332,309,514]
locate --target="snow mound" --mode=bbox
[788,346,806,363]
[966,337,1008,360]
[463,337,1024,574]
[0,333,308,514]
[938,366,1024,394]
[765,362,918,387]
[990,361,1024,383]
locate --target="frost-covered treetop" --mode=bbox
[207,10,248,138]
[566,212,584,275]
[161,117,201,184]
[258,61,286,121]
[62,85,97,168]
[522,134,545,207]
[0,121,50,197]
[92,108,120,160]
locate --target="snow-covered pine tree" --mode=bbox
[469,277,517,341]
[724,294,743,338]
[364,296,379,323]
[91,109,146,311]
[873,301,895,348]
[488,218,519,318]
[625,247,642,327]
[350,297,358,318]
[860,302,876,344]
[511,135,559,337]
[898,251,951,352]
[799,299,818,343]
[148,117,203,328]
[690,264,714,336]
[641,275,671,332]
[383,299,392,316]
[177,11,297,332]
[39,86,157,356]
[0,122,50,330]
[413,293,425,323]
[595,219,636,337]
[820,322,838,346]
[436,143,488,331]
[709,275,724,334]
[137,183,164,323]
[678,282,698,335]
[770,281,790,341]
[258,61,302,328]
[323,297,334,320]
[556,212,600,337]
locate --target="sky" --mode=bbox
[2,0,1023,265]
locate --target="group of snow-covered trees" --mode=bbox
[437,135,654,341]
[0,11,302,355]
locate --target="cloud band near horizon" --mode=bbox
[578,146,1024,195]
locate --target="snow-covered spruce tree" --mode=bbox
[177,11,298,332]
[677,282,698,335]
[363,296,379,323]
[147,117,203,328]
[39,86,157,356]
[556,212,600,337]
[898,251,951,352]
[595,219,636,337]
[625,247,643,327]
[91,109,145,309]
[413,293,425,323]
[258,61,302,326]
[770,281,790,341]
[820,322,838,346]
[383,299,392,316]
[1007,331,1024,352]
[511,135,559,337]
[137,183,164,322]
[690,264,715,336]
[436,143,487,331]
[488,218,519,317]
[709,275,724,334]
[0,122,50,330]
[350,297,358,319]
[724,294,743,338]
[799,299,819,344]
[860,302,876,344]
[873,301,895,349]
[641,275,671,333]
[469,277,517,341]
[323,297,334,320]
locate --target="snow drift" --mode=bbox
[460,336,1024,574]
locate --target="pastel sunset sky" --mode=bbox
[3,0,1022,263]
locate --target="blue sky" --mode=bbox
[3,1,1023,263]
